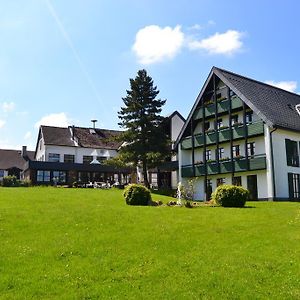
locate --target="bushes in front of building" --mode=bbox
[1,176,31,187]
[2,175,18,187]
[124,184,152,206]
[212,184,249,207]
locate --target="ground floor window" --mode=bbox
[217,178,225,187]
[288,173,300,199]
[0,170,4,178]
[53,171,67,184]
[232,176,242,186]
[37,170,51,182]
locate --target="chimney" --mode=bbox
[22,146,28,159]
[91,119,97,129]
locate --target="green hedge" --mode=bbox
[124,184,152,206]
[212,184,249,207]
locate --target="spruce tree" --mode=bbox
[118,69,170,188]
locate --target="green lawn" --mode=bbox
[0,187,299,299]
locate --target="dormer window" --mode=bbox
[296,104,300,116]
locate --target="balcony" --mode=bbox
[181,121,264,150]
[181,165,194,177]
[181,155,266,177]
[181,136,193,150]
[193,96,243,120]
[195,164,205,176]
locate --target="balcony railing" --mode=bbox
[181,155,266,178]
[193,95,244,120]
[181,121,264,150]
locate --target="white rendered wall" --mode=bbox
[181,170,268,201]
[37,143,118,164]
[271,128,300,198]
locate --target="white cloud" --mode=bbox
[2,101,15,112]
[24,131,32,140]
[188,30,244,55]
[132,25,184,64]
[35,112,71,129]
[0,119,5,128]
[265,80,297,93]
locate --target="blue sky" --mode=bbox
[0,0,300,150]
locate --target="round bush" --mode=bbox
[124,184,152,206]
[212,184,249,207]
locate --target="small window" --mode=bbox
[205,149,212,161]
[232,176,242,186]
[247,142,256,157]
[218,148,224,160]
[217,178,225,186]
[217,119,223,129]
[232,145,240,157]
[0,170,5,178]
[48,153,60,162]
[231,115,239,126]
[64,154,75,163]
[204,122,210,131]
[97,156,107,164]
[83,155,93,164]
[246,111,253,124]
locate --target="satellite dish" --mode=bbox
[296,104,300,116]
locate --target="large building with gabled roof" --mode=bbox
[176,67,300,201]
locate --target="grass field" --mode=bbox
[0,187,299,299]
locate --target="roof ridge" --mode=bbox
[213,66,300,98]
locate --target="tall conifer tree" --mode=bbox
[118,69,170,188]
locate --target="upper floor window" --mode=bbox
[231,115,239,126]
[247,142,256,157]
[204,122,210,131]
[64,154,75,163]
[83,155,93,165]
[48,153,60,162]
[205,149,212,161]
[217,119,223,129]
[286,139,299,167]
[218,147,224,160]
[97,156,107,164]
[232,145,240,157]
[246,111,253,124]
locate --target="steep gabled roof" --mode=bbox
[40,125,123,150]
[214,67,300,131]
[176,66,300,147]
[0,149,35,170]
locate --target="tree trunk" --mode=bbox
[142,160,150,189]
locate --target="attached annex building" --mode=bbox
[176,67,300,201]
[23,125,131,185]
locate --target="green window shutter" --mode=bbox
[288,173,294,199]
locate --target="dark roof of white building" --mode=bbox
[214,67,300,132]
[175,66,300,147]
[40,125,123,150]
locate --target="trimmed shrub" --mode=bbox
[124,184,152,206]
[2,175,18,187]
[212,184,249,207]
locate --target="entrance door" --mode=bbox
[247,175,258,200]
